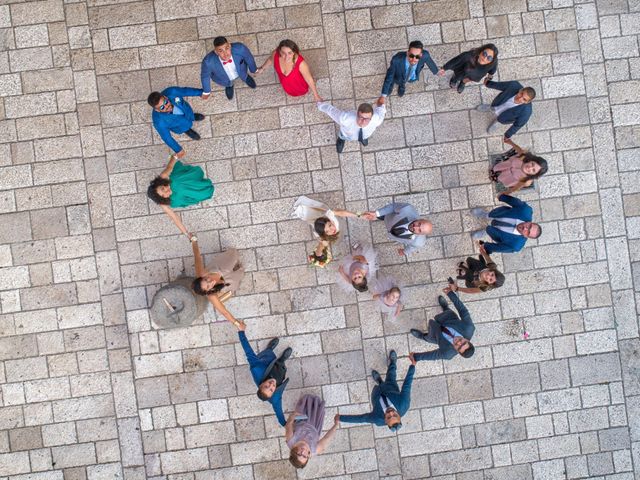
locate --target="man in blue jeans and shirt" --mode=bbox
[148,87,205,158]
[378,40,445,103]
[339,350,416,431]
[238,324,291,426]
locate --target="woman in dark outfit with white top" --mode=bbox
[442,43,499,93]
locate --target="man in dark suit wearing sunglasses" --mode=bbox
[378,40,445,103]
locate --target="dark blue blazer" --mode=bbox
[151,86,203,153]
[414,291,475,362]
[238,331,288,427]
[381,51,439,96]
[339,365,415,426]
[487,80,532,139]
[484,194,533,254]
[200,43,257,91]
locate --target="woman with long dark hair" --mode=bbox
[190,237,245,329]
[292,196,359,267]
[146,155,214,238]
[454,243,505,294]
[442,43,499,93]
[490,140,548,196]
[255,39,322,102]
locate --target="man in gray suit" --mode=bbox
[409,283,475,361]
[363,202,432,256]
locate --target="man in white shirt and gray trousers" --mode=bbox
[317,98,386,153]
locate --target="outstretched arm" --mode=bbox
[241,44,257,73]
[161,204,190,237]
[192,239,206,277]
[446,289,472,326]
[156,125,183,154]
[497,193,526,208]
[399,364,416,399]
[299,60,322,102]
[173,86,204,97]
[380,61,396,97]
[160,155,178,179]
[285,412,296,441]
[256,51,274,74]
[316,415,340,454]
[332,209,358,218]
[317,102,346,124]
[208,294,243,328]
[238,330,259,365]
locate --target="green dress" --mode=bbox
[169,161,214,208]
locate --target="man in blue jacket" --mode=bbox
[410,287,476,361]
[148,87,205,158]
[238,324,291,427]
[201,36,257,101]
[470,193,541,254]
[378,40,444,103]
[339,350,416,431]
[476,79,535,146]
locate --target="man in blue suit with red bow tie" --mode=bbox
[200,36,257,101]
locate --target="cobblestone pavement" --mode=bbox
[1,0,640,478]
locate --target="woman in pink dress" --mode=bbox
[490,141,548,196]
[256,39,322,102]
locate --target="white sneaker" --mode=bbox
[487,120,500,134]
[476,104,492,112]
[471,230,486,240]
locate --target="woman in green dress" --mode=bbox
[147,155,214,238]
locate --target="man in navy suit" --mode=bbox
[470,194,541,254]
[378,40,445,103]
[410,287,475,361]
[338,350,416,431]
[148,87,205,158]
[238,324,292,427]
[201,36,257,101]
[476,80,535,146]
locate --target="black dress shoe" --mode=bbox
[336,137,345,153]
[193,113,205,121]
[245,75,257,89]
[449,77,457,88]
[225,85,234,100]
[185,129,200,140]
[389,350,397,363]
[371,370,382,385]
[279,347,292,362]
[438,295,449,311]
[266,338,279,351]
[410,328,426,340]
[398,86,405,97]
[457,82,465,93]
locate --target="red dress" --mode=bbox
[274,53,309,97]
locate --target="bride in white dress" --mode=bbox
[292,196,359,267]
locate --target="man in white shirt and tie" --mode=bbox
[317,98,386,153]
[470,194,541,254]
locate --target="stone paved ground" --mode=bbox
[1,0,640,478]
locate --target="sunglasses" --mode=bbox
[482,50,494,62]
[408,53,422,59]
[158,97,170,111]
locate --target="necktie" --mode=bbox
[491,219,515,229]
[223,58,233,65]
[391,224,412,238]
[381,395,391,409]
[441,326,454,337]
[358,128,364,143]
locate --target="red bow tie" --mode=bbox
[222,58,233,65]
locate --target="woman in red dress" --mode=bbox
[256,39,322,102]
